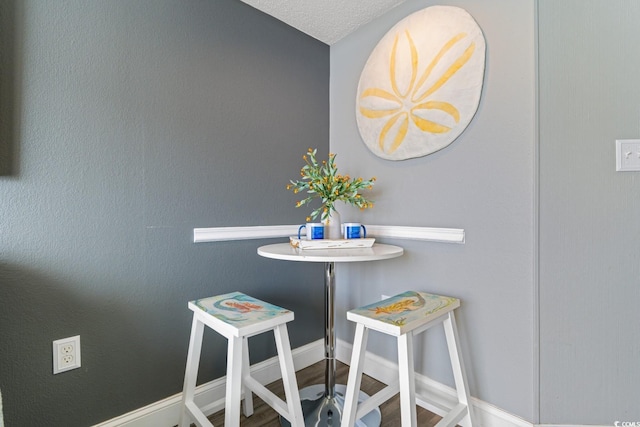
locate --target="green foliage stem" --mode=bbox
[287,148,376,221]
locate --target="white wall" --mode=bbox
[330,0,537,422]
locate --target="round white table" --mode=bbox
[257,242,404,427]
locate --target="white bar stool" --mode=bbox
[342,291,474,427]
[179,291,304,427]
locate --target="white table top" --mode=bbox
[257,242,404,263]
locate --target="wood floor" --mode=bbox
[207,360,442,426]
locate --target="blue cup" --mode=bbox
[343,223,366,239]
[298,223,324,240]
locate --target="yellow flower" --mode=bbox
[286,148,376,222]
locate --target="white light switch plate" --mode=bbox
[616,139,640,171]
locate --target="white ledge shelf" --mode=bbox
[193,225,464,244]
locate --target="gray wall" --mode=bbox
[539,0,640,423]
[0,0,17,175]
[4,0,638,425]
[330,0,537,422]
[333,0,640,424]
[0,1,328,425]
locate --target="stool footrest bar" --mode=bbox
[243,376,290,420]
[434,402,468,427]
[199,397,225,417]
[184,401,213,427]
[355,382,399,420]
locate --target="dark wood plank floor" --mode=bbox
[207,360,442,426]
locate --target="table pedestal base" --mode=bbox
[281,384,380,427]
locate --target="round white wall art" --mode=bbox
[356,6,486,160]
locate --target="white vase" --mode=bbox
[324,210,342,240]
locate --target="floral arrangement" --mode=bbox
[287,148,376,221]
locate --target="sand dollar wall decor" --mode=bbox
[356,6,486,161]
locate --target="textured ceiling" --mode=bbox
[239,0,407,45]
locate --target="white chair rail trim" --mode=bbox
[193,225,465,244]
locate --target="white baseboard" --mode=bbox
[95,338,557,427]
[334,338,532,427]
[92,340,322,427]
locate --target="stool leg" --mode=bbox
[273,323,304,427]
[241,337,254,417]
[443,311,474,426]
[397,331,417,427]
[179,315,205,427]
[224,335,243,427]
[342,322,370,427]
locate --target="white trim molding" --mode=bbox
[94,338,540,427]
[193,225,465,244]
[91,340,323,427]
[366,225,465,243]
[334,339,531,427]
[193,225,298,242]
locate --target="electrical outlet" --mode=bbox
[53,335,81,374]
[616,139,640,171]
